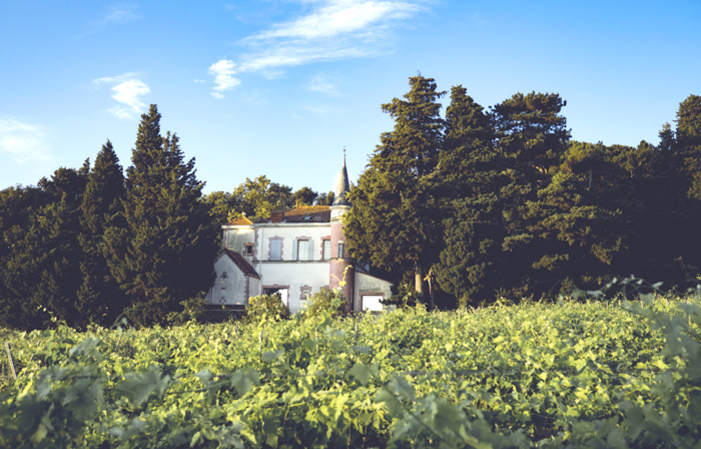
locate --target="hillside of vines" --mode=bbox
[1,291,701,448]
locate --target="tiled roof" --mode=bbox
[258,206,331,223]
[227,216,253,226]
[220,249,260,279]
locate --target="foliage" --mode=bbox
[345,75,445,299]
[293,186,318,207]
[241,294,290,325]
[2,294,701,447]
[228,175,294,222]
[302,287,345,320]
[105,105,220,327]
[77,140,127,328]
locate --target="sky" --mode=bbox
[2,1,701,195]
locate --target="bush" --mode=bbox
[241,294,290,325]
[303,287,344,320]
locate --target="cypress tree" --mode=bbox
[77,140,126,326]
[345,75,444,299]
[433,86,503,306]
[107,105,219,326]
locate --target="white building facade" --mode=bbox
[206,158,393,314]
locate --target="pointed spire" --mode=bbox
[333,149,351,206]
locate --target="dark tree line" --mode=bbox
[345,76,701,307]
[0,105,220,329]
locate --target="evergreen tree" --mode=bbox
[77,140,126,327]
[345,75,444,298]
[0,165,89,329]
[107,105,219,326]
[433,86,503,306]
[491,92,574,298]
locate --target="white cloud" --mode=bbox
[93,73,150,119]
[308,73,341,96]
[208,59,241,98]
[0,119,54,164]
[251,0,418,40]
[101,5,139,25]
[194,79,206,83]
[208,0,425,89]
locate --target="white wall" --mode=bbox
[254,223,332,313]
[354,272,393,312]
[207,255,248,305]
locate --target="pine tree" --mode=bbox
[77,140,126,327]
[345,75,444,299]
[491,92,574,298]
[107,105,219,326]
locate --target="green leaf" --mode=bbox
[262,349,283,363]
[348,362,372,386]
[114,368,171,406]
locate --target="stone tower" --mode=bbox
[329,151,355,313]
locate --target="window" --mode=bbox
[362,295,384,312]
[337,241,344,259]
[244,243,253,256]
[270,238,281,260]
[322,239,331,261]
[297,239,309,261]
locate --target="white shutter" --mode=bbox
[270,239,281,260]
[292,240,298,261]
[308,238,314,260]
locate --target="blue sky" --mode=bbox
[2,1,700,195]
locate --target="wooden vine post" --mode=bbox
[4,342,17,380]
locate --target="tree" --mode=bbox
[293,187,318,207]
[0,165,89,329]
[229,175,294,222]
[432,86,503,306]
[345,75,444,299]
[76,140,126,327]
[106,105,220,326]
[315,191,335,206]
[490,92,575,298]
[202,190,236,225]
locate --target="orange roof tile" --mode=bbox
[227,216,253,226]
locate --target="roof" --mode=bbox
[333,152,352,207]
[257,206,331,223]
[227,216,253,226]
[219,249,260,279]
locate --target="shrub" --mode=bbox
[303,287,344,320]
[241,294,290,325]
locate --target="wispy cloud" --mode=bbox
[208,59,240,98]
[93,73,150,120]
[100,5,139,25]
[207,0,425,96]
[308,73,341,96]
[79,4,139,37]
[0,119,54,164]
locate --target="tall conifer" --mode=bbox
[345,75,444,298]
[77,140,126,326]
[107,105,219,326]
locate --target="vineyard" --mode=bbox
[1,293,701,448]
